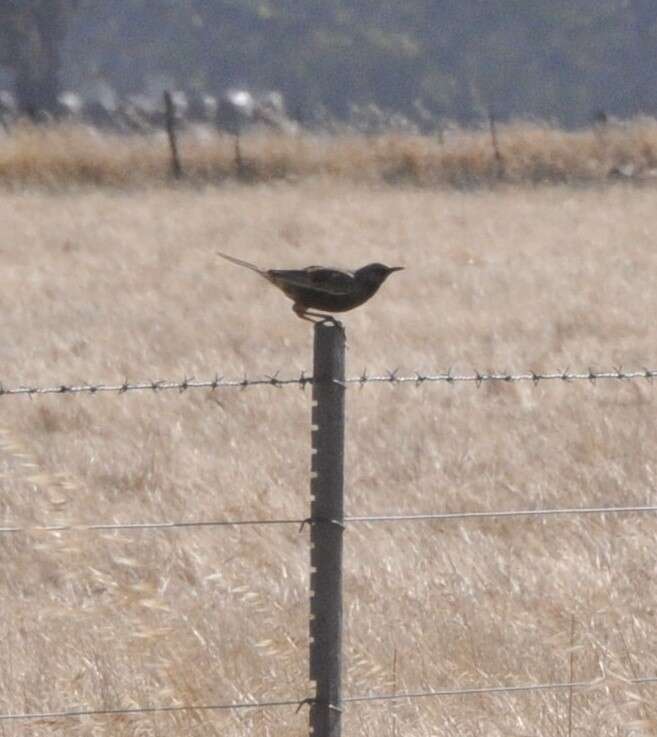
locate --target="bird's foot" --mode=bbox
[316,315,343,328]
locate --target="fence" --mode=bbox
[1,319,657,735]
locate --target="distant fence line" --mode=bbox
[2,339,657,734]
[0,365,656,398]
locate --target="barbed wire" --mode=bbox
[2,673,654,723]
[344,367,657,386]
[3,502,657,535]
[0,366,655,398]
[0,373,313,397]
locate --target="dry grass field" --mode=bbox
[4,117,657,188]
[1,176,657,737]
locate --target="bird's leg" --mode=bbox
[293,304,320,322]
[293,304,334,323]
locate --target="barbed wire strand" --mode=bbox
[0,374,313,397]
[343,367,657,386]
[0,367,655,398]
[3,503,657,535]
[2,674,655,723]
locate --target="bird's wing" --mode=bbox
[269,266,356,295]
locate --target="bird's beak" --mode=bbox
[388,266,404,272]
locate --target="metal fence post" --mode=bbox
[309,319,346,737]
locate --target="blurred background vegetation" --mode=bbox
[1,1,657,127]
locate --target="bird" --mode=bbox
[217,251,403,322]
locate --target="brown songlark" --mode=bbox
[217,251,404,322]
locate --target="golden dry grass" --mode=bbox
[4,117,657,187]
[1,181,657,736]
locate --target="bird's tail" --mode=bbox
[216,250,266,275]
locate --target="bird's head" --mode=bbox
[356,263,404,289]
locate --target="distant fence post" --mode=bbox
[234,133,246,179]
[488,109,505,181]
[163,90,183,179]
[309,320,346,737]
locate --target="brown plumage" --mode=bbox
[217,251,403,322]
